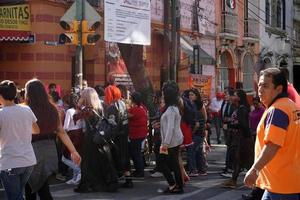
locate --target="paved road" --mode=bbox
[0,143,251,199]
[51,144,251,200]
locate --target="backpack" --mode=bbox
[106,100,129,136]
[92,110,118,146]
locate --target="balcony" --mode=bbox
[220,12,238,40]
[294,7,300,21]
[244,18,259,43]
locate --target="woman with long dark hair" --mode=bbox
[188,88,208,176]
[24,79,81,200]
[222,89,254,188]
[158,81,184,194]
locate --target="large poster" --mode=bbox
[105,42,134,90]
[188,74,212,100]
[0,4,30,31]
[104,0,151,45]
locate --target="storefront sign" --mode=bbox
[188,74,212,100]
[0,4,30,31]
[104,0,151,45]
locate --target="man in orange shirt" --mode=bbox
[244,68,300,199]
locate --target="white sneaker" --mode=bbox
[150,172,163,178]
[73,173,81,185]
[220,172,232,178]
[66,179,75,185]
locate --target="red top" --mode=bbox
[128,105,148,139]
[287,83,300,107]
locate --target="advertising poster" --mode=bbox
[105,42,134,90]
[104,0,151,45]
[188,74,212,100]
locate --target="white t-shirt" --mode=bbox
[0,104,37,170]
[63,108,83,131]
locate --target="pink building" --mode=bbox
[215,0,260,94]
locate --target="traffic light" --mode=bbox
[81,20,101,45]
[59,20,79,45]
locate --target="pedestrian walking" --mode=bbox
[158,81,184,194]
[128,91,148,178]
[74,87,119,193]
[244,68,300,199]
[62,93,83,185]
[24,79,81,200]
[0,80,40,200]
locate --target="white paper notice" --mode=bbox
[104,0,151,45]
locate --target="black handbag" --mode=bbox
[92,110,117,146]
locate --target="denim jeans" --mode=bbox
[129,138,145,173]
[211,116,221,142]
[62,156,81,178]
[262,190,299,200]
[0,166,34,200]
[191,135,207,173]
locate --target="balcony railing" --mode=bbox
[221,12,238,36]
[244,18,259,39]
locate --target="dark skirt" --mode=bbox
[112,133,131,172]
[78,130,119,192]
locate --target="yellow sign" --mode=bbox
[0,4,30,31]
[188,74,212,100]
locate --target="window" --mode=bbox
[220,53,229,91]
[266,0,270,25]
[277,0,282,28]
[276,0,286,29]
[242,54,254,92]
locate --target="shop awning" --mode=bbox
[0,30,31,41]
[180,36,216,65]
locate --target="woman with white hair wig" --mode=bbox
[74,87,119,193]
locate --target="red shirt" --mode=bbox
[287,83,300,107]
[128,105,148,139]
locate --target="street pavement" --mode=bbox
[0,140,252,199]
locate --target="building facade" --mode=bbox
[0,0,216,95]
[215,0,260,94]
[258,0,293,81]
[0,0,105,92]
[293,0,300,91]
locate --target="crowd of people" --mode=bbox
[0,67,299,200]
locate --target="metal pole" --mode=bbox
[170,0,177,81]
[75,0,84,89]
[163,0,170,81]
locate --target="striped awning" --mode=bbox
[0,30,31,41]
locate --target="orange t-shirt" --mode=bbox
[255,97,300,193]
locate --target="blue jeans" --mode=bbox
[62,156,81,178]
[190,135,207,173]
[0,166,34,200]
[211,116,221,142]
[262,190,299,200]
[129,138,145,173]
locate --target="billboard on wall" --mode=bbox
[188,74,212,101]
[104,0,151,45]
[105,42,134,90]
[0,4,30,31]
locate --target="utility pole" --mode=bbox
[163,0,170,82]
[75,0,84,89]
[170,0,179,81]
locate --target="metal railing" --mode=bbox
[221,12,238,35]
[244,18,259,38]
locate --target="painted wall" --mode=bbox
[0,0,105,94]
